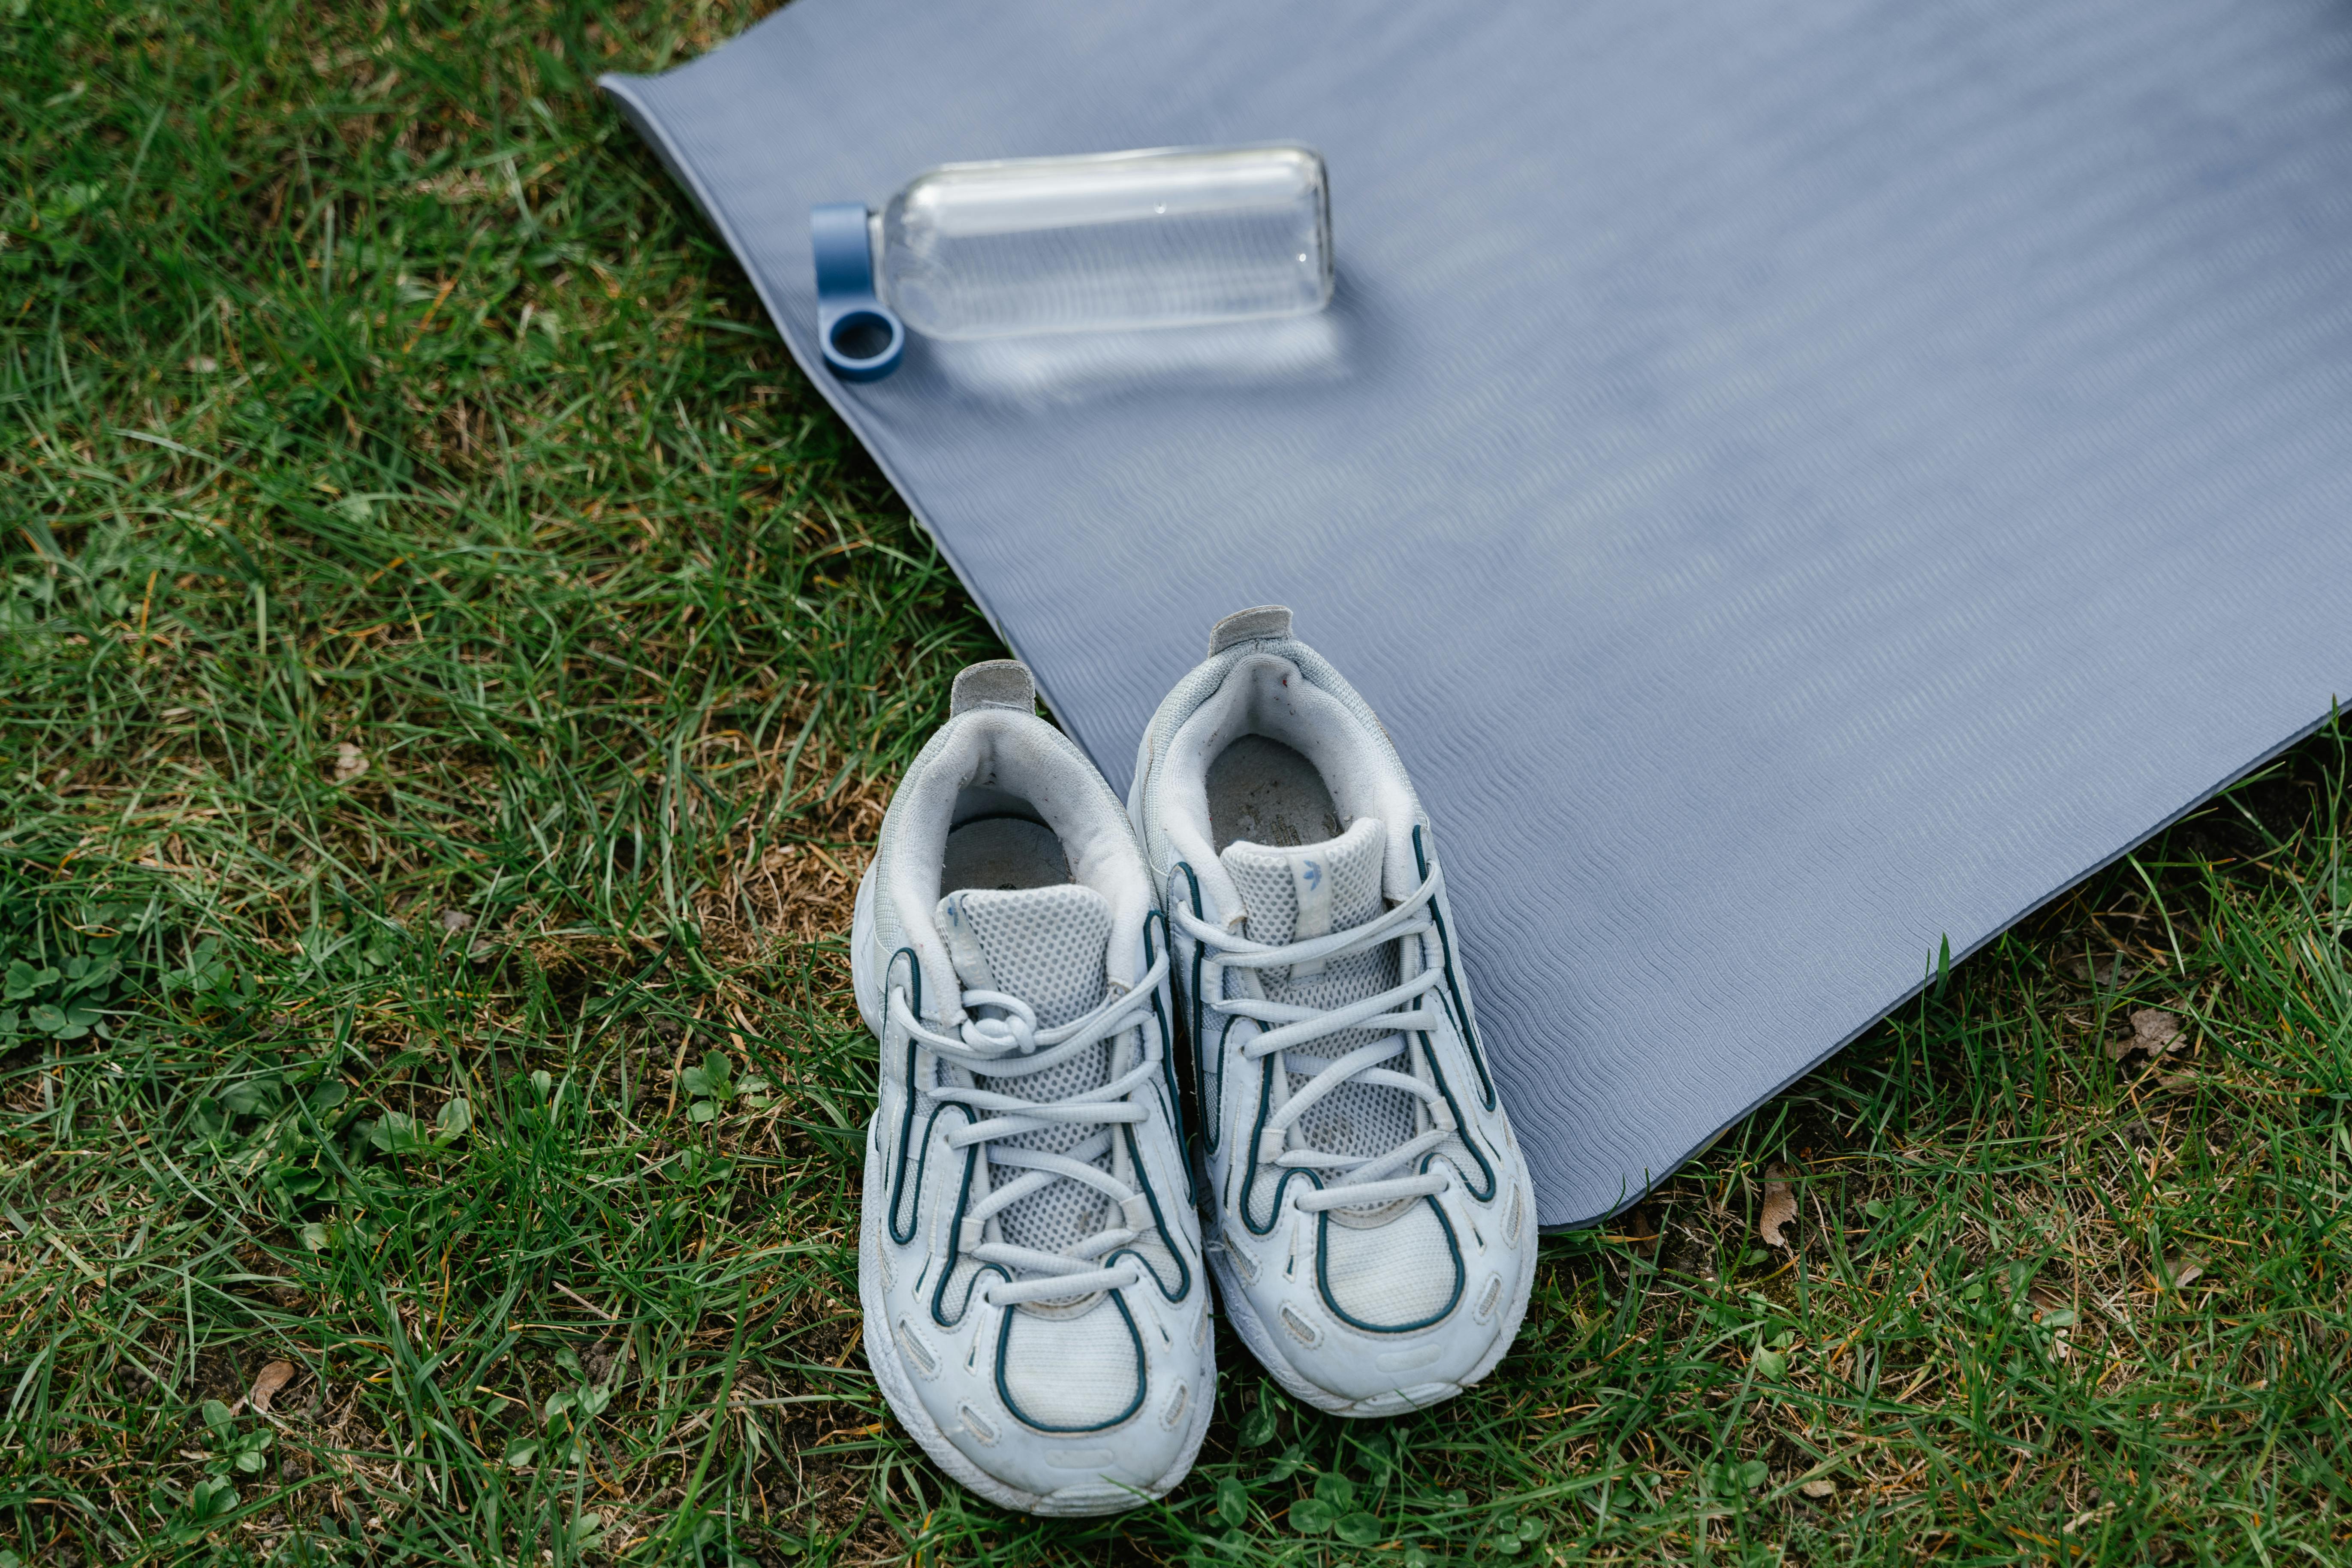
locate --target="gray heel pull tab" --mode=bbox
[950,660,1037,717]
[1208,605,1294,655]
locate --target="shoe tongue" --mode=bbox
[1219,816,1387,954]
[934,883,1118,1264]
[1221,817,1415,1164]
[935,883,1112,1031]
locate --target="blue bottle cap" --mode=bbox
[810,202,903,382]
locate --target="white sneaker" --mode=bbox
[1129,607,1536,1417]
[851,660,1214,1515]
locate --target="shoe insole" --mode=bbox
[943,816,1072,893]
[1207,734,1343,852]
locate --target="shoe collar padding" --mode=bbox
[1155,651,1424,922]
[882,707,1155,1026]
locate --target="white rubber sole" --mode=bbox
[1205,1172,1542,1419]
[851,861,885,1038]
[850,864,1218,1516]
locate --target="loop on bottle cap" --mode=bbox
[810,202,903,381]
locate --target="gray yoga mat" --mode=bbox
[605,0,2352,1228]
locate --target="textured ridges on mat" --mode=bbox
[605,0,2352,1225]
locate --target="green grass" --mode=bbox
[7,3,2352,1564]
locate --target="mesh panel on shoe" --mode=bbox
[943,884,1113,1029]
[1220,818,1416,1163]
[997,1295,1142,1431]
[936,885,1117,1258]
[1321,1198,1461,1329]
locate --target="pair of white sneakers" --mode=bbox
[850,606,1537,1515]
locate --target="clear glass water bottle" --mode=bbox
[880,144,1331,341]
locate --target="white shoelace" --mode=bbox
[890,945,1171,1306]
[1176,864,1458,1213]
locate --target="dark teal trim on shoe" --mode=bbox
[1314,1192,1466,1333]
[1414,1033,1499,1204]
[1170,863,1217,1154]
[1238,1052,1324,1236]
[1111,1120,1193,1303]
[924,1102,1005,1329]
[995,1290,1149,1434]
[1413,826,1497,1110]
[1141,909,1196,1206]
[885,948,927,1246]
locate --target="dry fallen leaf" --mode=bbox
[440,908,474,933]
[332,742,369,783]
[1799,1478,1837,1500]
[2155,1252,2204,1292]
[2107,1006,2186,1061]
[1759,1165,1799,1249]
[249,1360,296,1414]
